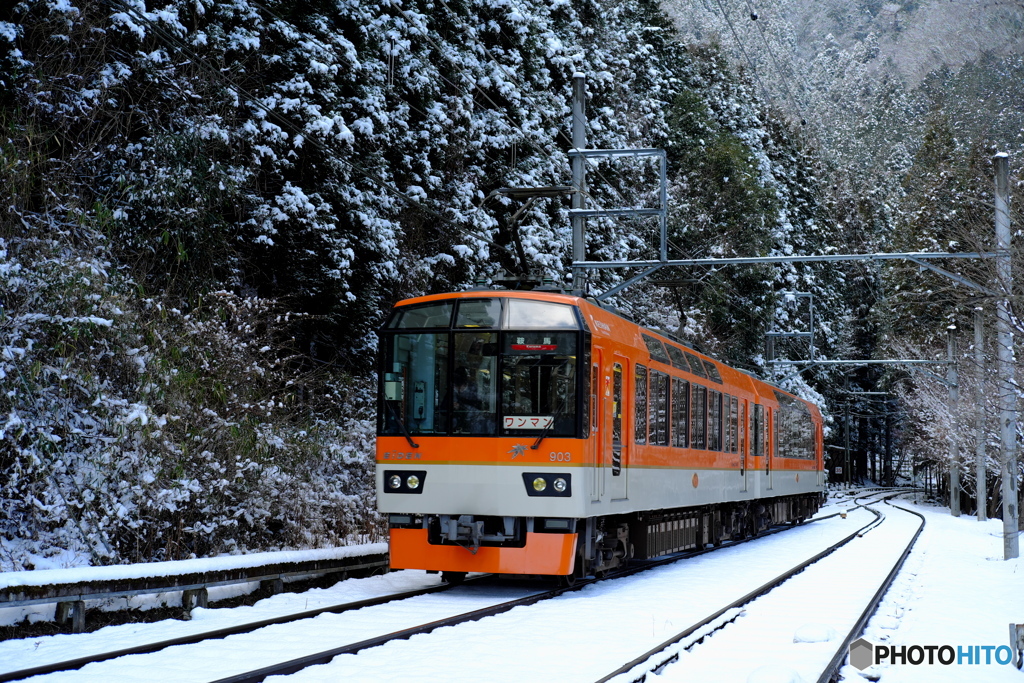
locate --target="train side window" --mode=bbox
[634,364,648,445]
[691,384,707,449]
[739,401,746,471]
[642,334,671,364]
[708,389,722,451]
[590,363,599,435]
[730,396,739,453]
[684,352,707,379]
[703,360,722,384]
[665,344,688,371]
[672,378,689,448]
[773,408,779,460]
[650,370,669,446]
[752,404,764,457]
[612,363,623,446]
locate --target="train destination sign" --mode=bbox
[504,416,555,429]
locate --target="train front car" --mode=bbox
[376,292,589,581]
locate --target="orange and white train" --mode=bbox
[376,289,825,583]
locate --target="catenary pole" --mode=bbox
[975,307,987,521]
[948,326,961,516]
[994,152,1019,560]
[571,74,587,295]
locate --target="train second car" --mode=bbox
[376,290,825,582]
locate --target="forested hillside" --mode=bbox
[0,0,1020,569]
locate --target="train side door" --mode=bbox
[740,399,749,493]
[590,350,603,502]
[766,407,774,490]
[607,359,628,500]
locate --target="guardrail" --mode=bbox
[1,544,389,632]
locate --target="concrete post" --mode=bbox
[994,153,1019,559]
[56,600,86,633]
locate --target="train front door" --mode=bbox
[607,358,628,500]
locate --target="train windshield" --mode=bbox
[378,298,581,437]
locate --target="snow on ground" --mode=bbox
[0,567,440,676]
[268,504,881,683]
[847,494,1023,682]
[0,543,388,626]
[2,491,1021,682]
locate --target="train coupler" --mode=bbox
[437,515,521,554]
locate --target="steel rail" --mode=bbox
[206,514,828,683]
[595,491,909,683]
[4,505,834,683]
[815,497,926,683]
[0,579,471,682]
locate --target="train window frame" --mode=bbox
[752,404,764,457]
[739,400,746,473]
[691,384,707,450]
[708,389,722,451]
[671,377,689,448]
[386,301,454,329]
[499,330,579,439]
[684,352,707,379]
[665,344,688,371]
[451,331,498,436]
[773,408,779,464]
[505,299,580,329]
[634,364,648,445]
[454,298,502,329]
[703,360,723,384]
[378,331,451,436]
[650,370,669,446]
[729,395,739,453]
[642,334,671,365]
[612,363,623,447]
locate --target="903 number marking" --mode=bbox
[549,452,572,462]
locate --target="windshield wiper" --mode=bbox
[531,398,569,451]
[385,401,420,449]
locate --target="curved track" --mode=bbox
[3,495,908,683]
[595,490,924,683]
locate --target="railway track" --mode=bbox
[0,507,829,683]
[1,496,904,682]
[595,490,925,683]
[208,522,817,683]
[0,579,467,682]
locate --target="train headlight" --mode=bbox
[383,470,426,493]
[522,473,570,497]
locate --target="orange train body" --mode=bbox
[376,290,825,578]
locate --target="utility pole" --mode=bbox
[844,399,852,486]
[975,307,987,521]
[571,73,587,295]
[994,152,1019,560]
[948,326,961,516]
